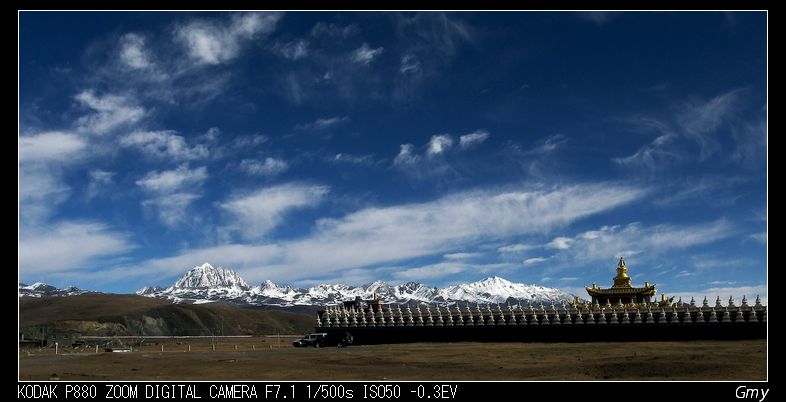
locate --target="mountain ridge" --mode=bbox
[135,263,574,307]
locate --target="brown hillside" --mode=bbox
[19,294,313,336]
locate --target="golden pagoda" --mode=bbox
[586,257,657,305]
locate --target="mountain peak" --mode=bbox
[140,268,572,307]
[173,263,249,290]
[19,282,89,298]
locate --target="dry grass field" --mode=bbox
[19,338,766,381]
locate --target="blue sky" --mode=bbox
[19,11,766,299]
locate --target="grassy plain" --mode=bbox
[19,338,766,381]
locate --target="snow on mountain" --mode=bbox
[18,282,91,298]
[137,263,573,307]
[172,262,249,290]
[439,276,572,304]
[143,263,250,302]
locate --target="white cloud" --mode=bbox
[528,134,568,155]
[135,165,208,227]
[351,43,384,65]
[119,33,152,69]
[142,193,202,227]
[749,232,767,244]
[136,164,208,193]
[399,54,422,75]
[427,134,453,156]
[121,130,209,161]
[176,12,282,65]
[232,134,268,149]
[220,184,329,240]
[709,280,737,286]
[523,257,548,265]
[679,89,742,139]
[613,133,679,168]
[128,183,646,284]
[273,39,308,60]
[89,243,283,284]
[19,166,72,223]
[558,220,735,263]
[394,144,419,166]
[332,153,376,165]
[395,13,474,58]
[392,262,467,281]
[19,222,135,275]
[19,132,86,163]
[263,183,646,280]
[310,22,358,38]
[294,116,349,131]
[459,130,489,149]
[546,236,573,250]
[497,243,536,253]
[443,252,481,260]
[74,91,145,135]
[86,169,115,199]
[19,132,88,223]
[614,89,745,167]
[239,157,289,176]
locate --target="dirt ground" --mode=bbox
[18,338,766,381]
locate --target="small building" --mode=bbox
[586,257,657,305]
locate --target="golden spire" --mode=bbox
[612,257,632,288]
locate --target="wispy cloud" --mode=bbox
[239,157,289,177]
[394,13,474,58]
[220,184,329,240]
[136,164,208,226]
[86,169,115,199]
[527,134,568,155]
[427,134,454,156]
[136,164,207,193]
[120,130,209,161]
[19,132,86,163]
[394,144,419,166]
[255,183,646,281]
[399,54,422,75]
[443,252,482,260]
[523,257,548,266]
[459,130,490,149]
[332,153,377,165]
[294,116,349,131]
[124,183,646,284]
[614,89,747,168]
[19,222,135,276]
[118,33,153,70]
[74,91,145,135]
[351,43,384,65]
[552,220,735,264]
[20,132,89,223]
[310,22,359,38]
[175,12,282,65]
[497,243,537,253]
[546,236,573,250]
[272,39,309,60]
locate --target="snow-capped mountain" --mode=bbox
[439,276,568,304]
[174,262,249,289]
[18,282,91,298]
[152,263,250,303]
[137,263,573,307]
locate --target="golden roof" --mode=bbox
[586,257,656,295]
